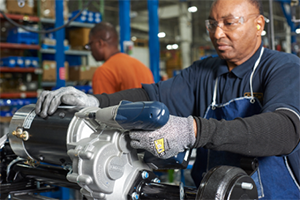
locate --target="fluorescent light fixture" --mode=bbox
[188,6,197,13]
[158,32,166,38]
[131,36,137,41]
[261,30,266,36]
[296,28,300,34]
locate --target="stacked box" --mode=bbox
[6,0,35,15]
[42,61,69,81]
[68,66,97,81]
[68,28,91,50]
[40,0,69,20]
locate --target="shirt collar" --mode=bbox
[216,43,263,78]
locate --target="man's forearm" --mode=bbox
[193,109,300,157]
[92,88,150,108]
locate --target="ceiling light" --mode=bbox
[261,30,266,36]
[296,28,300,34]
[158,32,166,38]
[188,6,197,13]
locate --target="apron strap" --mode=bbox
[212,47,265,106]
[212,78,218,108]
[249,47,264,102]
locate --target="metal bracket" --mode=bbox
[0,132,9,149]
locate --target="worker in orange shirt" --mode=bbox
[85,22,154,94]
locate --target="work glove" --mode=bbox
[129,115,196,159]
[35,86,99,118]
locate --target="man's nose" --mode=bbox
[213,25,226,39]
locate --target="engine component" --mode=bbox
[2,103,258,200]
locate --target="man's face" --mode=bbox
[89,34,104,61]
[208,0,260,65]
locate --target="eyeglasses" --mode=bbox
[84,41,94,50]
[205,14,259,33]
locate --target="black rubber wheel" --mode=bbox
[196,165,258,200]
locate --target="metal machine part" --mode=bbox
[3,104,258,200]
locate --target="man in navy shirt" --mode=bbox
[36,0,300,198]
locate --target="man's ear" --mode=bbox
[256,15,265,36]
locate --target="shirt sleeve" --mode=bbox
[261,54,300,115]
[142,62,201,117]
[91,88,150,108]
[193,109,300,157]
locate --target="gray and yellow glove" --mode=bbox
[35,86,99,118]
[129,115,196,159]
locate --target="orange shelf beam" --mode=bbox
[0,42,40,50]
[0,92,37,99]
[0,67,40,73]
[0,13,39,22]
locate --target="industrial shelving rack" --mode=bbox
[0,1,104,128]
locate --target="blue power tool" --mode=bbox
[94,100,191,169]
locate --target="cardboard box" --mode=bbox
[42,60,69,81]
[40,0,69,20]
[68,28,91,50]
[68,66,97,81]
[6,0,35,15]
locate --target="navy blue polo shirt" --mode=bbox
[143,44,300,119]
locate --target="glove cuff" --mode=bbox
[186,116,196,148]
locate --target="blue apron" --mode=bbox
[191,48,300,199]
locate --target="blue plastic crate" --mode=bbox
[0,98,36,107]
[74,85,93,94]
[69,10,88,23]
[41,44,70,51]
[87,16,94,23]
[24,57,39,68]
[93,12,102,23]
[0,57,24,67]
[7,27,39,45]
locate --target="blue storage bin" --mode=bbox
[66,55,82,67]
[0,57,24,67]
[7,27,38,45]
[41,44,70,51]
[75,85,93,94]
[93,12,102,23]
[87,16,94,23]
[69,10,88,23]
[0,98,36,107]
[0,98,35,117]
[24,57,39,68]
